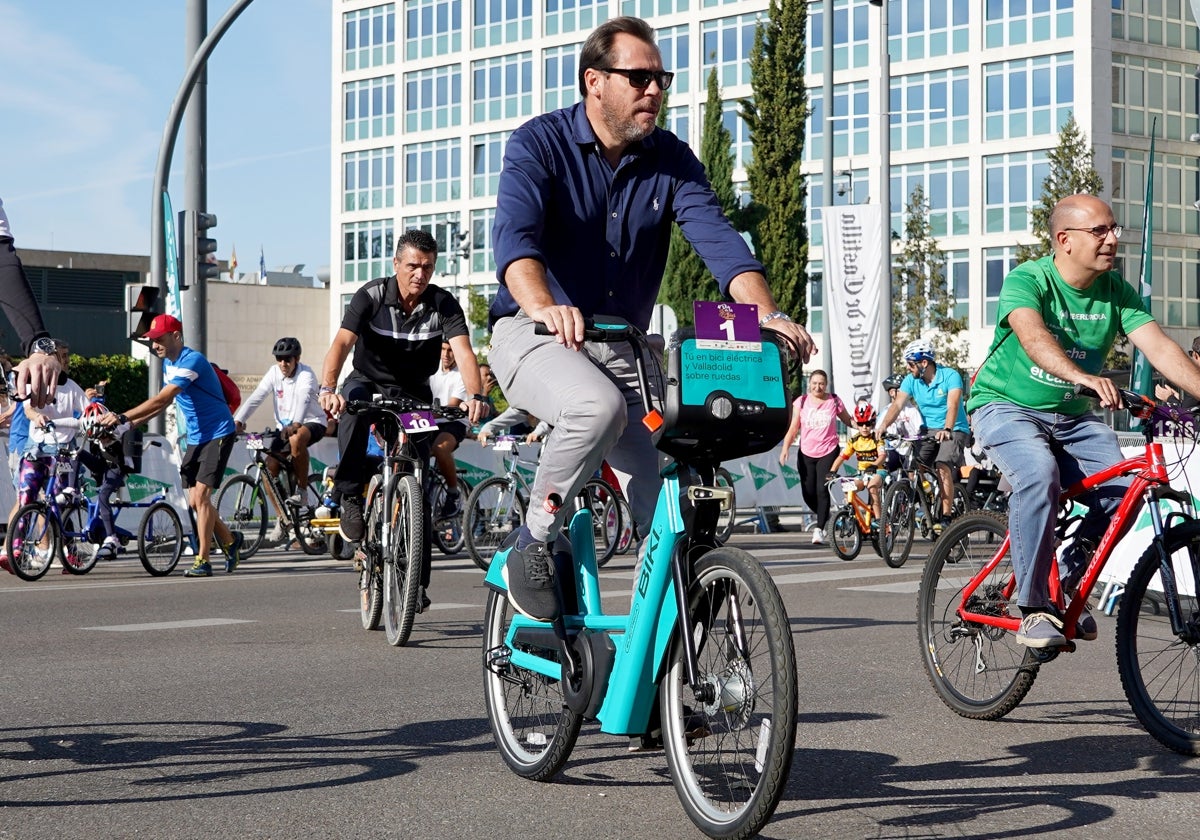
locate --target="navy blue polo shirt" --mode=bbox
[489,102,763,330]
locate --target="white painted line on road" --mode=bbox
[771,566,922,586]
[81,618,256,632]
[843,581,922,594]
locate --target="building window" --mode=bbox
[546,0,605,36]
[985,0,1073,48]
[472,130,512,197]
[701,13,759,89]
[1112,0,1200,49]
[892,159,970,239]
[891,67,969,151]
[983,54,1073,140]
[983,151,1050,234]
[472,53,534,123]
[469,207,499,274]
[403,138,462,205]
[343,148,395,212]
[1112,56,1199,142]
[345,4,396,71]
[404,0,462,60]
[404,64,462,132]
[657,24,691,96]
[473,0,533,49]
[719,100,753,172]
[946,249,968,323]
[343,219,394,284]
[1151,247,1200,328]
[982,246,1020,326]
[808,0,870,75]
[805,81,869,162]
[402,213,462,275]
[544,44,581,112]
[663,105,690,147]
[1112,147,1200,237]
[622,0,689,16]
[344,76,396,142]
[890,0,971,61]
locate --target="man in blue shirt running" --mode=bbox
[487,16,815,622]
[100,314,243,577]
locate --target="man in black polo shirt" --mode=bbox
[318,229,489,567]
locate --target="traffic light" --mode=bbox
[456,230,470,261]
[179,209,219,290]
[127,284,162,340]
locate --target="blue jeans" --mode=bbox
[971,402,1128,610]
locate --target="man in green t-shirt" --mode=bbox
[968,194,1200,649]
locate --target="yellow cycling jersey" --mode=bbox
[840,433,883,472]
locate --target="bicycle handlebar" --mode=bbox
[344,395,466,421]
[533,319,640,343]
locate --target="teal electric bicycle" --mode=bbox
[481,320,798,840]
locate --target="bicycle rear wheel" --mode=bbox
[59,503,98,575]
[1115,520,1200,755]
[215,475,267,559]
[660,546,797,840]
[137,501,184,576]
[359,476,384,631]
[827,506,861,560]
[383,474,425,647]
[578,477,621,568]
[289,477,327,556]
[481,589,583,780]
[430,474,470,556]
[7,504,59,581]
[465,477,526,572]
[881,482,916,568]
[917,511,1039,719]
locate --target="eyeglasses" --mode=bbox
[1063,224,1123,240]
[276,356,296,363]
[599,67,674,91]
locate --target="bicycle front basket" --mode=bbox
[653,328,791,462]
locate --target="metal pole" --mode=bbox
[821,0,834,387]
[184,0,208,356]
[877,0,892,381]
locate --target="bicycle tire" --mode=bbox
[917,511,1039,720]
[215,474,267,559]
[882,481,916,568]
[289,476,327,556]
[431,474,470,556]
[59,503,98,575]
[481,588,583,780]
[383,474,425,647]
[7,504,59,581]
[827,506,861,560]
[579,477,621,568]
[660,546,797,840]
[359,475,384,631]
[1115,519,1200,755]
[715,466,736,542]
[465,476,526,572]
[615,497,636,554]
[137,501,184,576]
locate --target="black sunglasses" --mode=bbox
[599,67,674,91]
[276,356,296,363]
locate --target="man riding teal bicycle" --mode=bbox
[487,16,813,624]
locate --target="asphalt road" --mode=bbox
[2,530,1199,840]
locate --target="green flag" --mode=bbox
[1129,119,1155,420]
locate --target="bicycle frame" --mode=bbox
[832,476,877,534]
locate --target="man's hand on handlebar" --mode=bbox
[761,320,817,364]
[319,389,347,417]
[1078,373,1122,410]
[463,396,490,425]
[528,303,586,351]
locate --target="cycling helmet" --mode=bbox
[81,402,113,442]
[273,337,301,358]
[853,401,877,425]
[882,374,904,391]
[902,338,935,364]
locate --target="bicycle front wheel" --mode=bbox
[359,476,384,631]
[827,506,861,561]
[1116,520,1200,755]
[481,589,582,780]
[137,501,184,576]
[917,511,1039,720]
[430,474,469,556]
[59,503,98,575]
[881,482,916,568]
[660,546,797,840]
[290,477,327,556]
[465,477,526,572]
[215,475,267,559]
[7,504,59,581]
[383,474,425,647]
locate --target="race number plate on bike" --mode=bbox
[399,411,437,433]
[246,435,265,450]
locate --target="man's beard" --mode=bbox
[601,100,655,144]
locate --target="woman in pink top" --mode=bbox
[778,370,853,544]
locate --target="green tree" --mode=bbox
[892,185,968,372]
[467,287,490,334]
[66,354,149,412]
[659,68,734,326]
[741,0,809,323]
[1015,113,1104,264]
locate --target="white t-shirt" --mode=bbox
[234,362,325,428]
[26,378,88,453]
[429,365,468,427]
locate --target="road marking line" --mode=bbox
[771,567,921,585]
[81,618,256,632]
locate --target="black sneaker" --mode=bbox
[417,585,432,614]
[339,494,365,543]
[438,492,462,519]
[501,541,560,621]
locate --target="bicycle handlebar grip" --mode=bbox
[533,318,637,343]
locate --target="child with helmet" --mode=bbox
[77,400,135,561]
[827,400,888,527]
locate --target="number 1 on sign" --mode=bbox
[720,319,736,342]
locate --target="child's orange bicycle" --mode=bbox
[825,475,890,561]
[917,387,1200,755]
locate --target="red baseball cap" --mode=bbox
[142,313,183,340]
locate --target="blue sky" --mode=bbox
[1,0,331,277]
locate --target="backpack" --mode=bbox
[211,363,241,412]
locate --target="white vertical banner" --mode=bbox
[822,204,890,411]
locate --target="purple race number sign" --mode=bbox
[693,301,762,351]
[400,410,437,433]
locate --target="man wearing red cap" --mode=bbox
[100,313,243,577]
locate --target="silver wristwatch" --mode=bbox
[30,337,57,356]
[758,311,793,327]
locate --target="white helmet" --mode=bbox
[902,338,935,364]
[81,402,114,442]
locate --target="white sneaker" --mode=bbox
[811,528,825,545]
[265,523,287,544]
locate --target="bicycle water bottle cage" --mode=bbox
[654,328,791,462]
